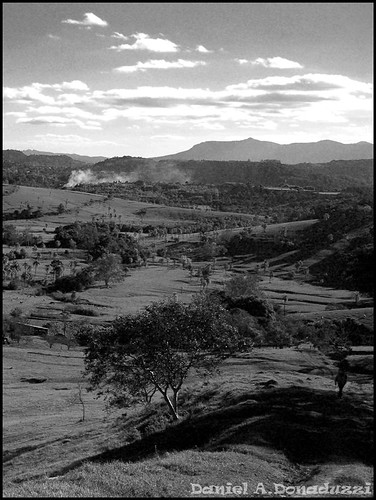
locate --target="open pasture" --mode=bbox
[3,341,373,485]
[4,251,371,327]
[3,185,256,231]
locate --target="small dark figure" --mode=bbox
[335,364,348,398]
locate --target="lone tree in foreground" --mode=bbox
[83,294,249,420]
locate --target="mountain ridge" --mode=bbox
[152,137,373,163]
[22,149,107,164]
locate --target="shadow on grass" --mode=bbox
[71,386,373,473]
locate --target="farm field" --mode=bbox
[3,184,373,496]
[3,256,373,322]
[3,185,257,229]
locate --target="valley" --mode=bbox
[2,163,373,497]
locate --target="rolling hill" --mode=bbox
[3,150,86,168]
[3,149,373,191]
[22,149,107,164]
[90,157,373,191]
[153,137,373,164]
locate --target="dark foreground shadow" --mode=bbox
[75,386,373,472]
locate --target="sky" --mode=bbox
[3,2,373,158]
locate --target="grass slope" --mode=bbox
[3,347,373,497]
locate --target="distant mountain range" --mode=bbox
[22,149,107,164]
[153,137,373,164]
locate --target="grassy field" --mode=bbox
[3,184,373,497]
[3,344,373,495]
[3,185,256,229]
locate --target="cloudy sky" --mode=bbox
[3,2,373,157]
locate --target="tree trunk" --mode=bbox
[172,388,180,418]
[162,391,180,421]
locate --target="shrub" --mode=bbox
[263,322,293,347]
[50,291,71,302]
[65,305,100,316]
[141,410,172,436]
[71,323,105,347]
[51,269,94,293]
[224,274,260,299]
[228,308,261,342]
[123,426,142,443]
[10,307,23,317]
[7,278,21,290]
[228,295,275,320]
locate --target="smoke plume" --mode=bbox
[64,161,191,188]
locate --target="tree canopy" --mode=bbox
[89,253,125,287]
[83,294,249,420]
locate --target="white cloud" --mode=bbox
[235,58,249,65]
[109,32,179,52]
[31,133,117,146]
[251,57,303,69]
[4,80,89,100]
[47,34,61,40]
[4,86,56,105]
[16,116,102,130]
[5,74,372,138]
[226,74,372,95]
[62,12,108,27]
[150,134,185,140]
[111,32,129,41]
[5,111,27,117]
[114,59,206,73]
[196,45,212,53]
[58,80,89,91]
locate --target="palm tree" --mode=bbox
[70,260,78,275]
[32,259,40,277]
[10,261,21,279]
[50,259,64,281]
[60,310,71,336]
[3,260,11,281]
[45,264,51,279]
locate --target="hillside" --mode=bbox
[3,345,373,494]
[153,137,373,163]
[3,150,86,188]
[3,149,373,191]
[90,157,373,191]
[3,150,86,168]
[22,149,107,164]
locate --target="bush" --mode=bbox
[123,426,142,443]
[65,305,100,316]
[50,269,94,293]
[263,322,293,347]
[228,308,261,342]
[228,295,275,320]
[50,291,71,302]
[6,278,21,290]
[141,410,172,436]
[10,307,23,318]
[224,274,260,299]
[71,323,105,347]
